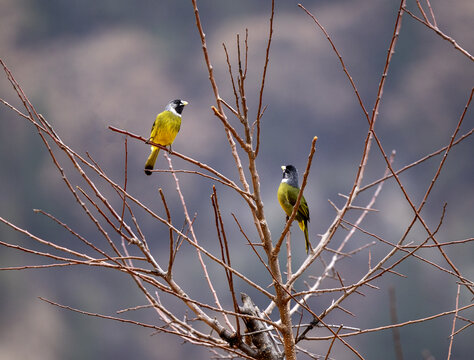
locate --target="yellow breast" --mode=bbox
[150,110,182,146]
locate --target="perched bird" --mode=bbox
[277,165,311,253]
[144,99,188,175]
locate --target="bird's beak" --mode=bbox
[281,165,286,171]
[181,100,188,106]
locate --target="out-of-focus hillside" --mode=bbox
[1,0,473,359]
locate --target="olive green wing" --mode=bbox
[287,187,310,222]
[149,114,160,140]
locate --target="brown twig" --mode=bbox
[236,33,249,136]
[108,126,253,201]
[402,7,473,61]
[286,231,292,285]
[403,238,474,249]
[358,128,474,193]
[165,154,229,323]
[307,303,474,340]
[298,4,370,123]
[255,0,274,157]
[158,188,174,276]
[324,325,343,360]
[41,297,257,360]
[231,213,276,295]
[447,284,460,359]
[222,42,241,117]
[424,0,438,28]
[118,136,128,234]
[284,1,410,326]
[190,0,251,201]
[450,315,474,338]
[415,0,430,24]
[211,186,239,333]
[369,88,474,296]
[285,1,405,301]
[389,287,404,360]
[281,149,394,320]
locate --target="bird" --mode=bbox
[144,99,188,175]
[277,165,311,253]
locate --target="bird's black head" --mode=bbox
[281,165,299,187]
[168,99,188,115]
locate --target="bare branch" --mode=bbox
[389,287,404,360]
[403,7,473,61]
[447,284,461,360]
[307,303,474,340]
[255,0,275,157]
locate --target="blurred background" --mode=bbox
[0,0,473,359]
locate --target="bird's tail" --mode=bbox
[299,220,311,254]
[145,147,160,175]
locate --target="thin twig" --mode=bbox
[108,126,253,202]
[255,0,274,157]
[211,186,238,333]
[402,7,473,61]
[165,153,229,324]
[359,128,474,193]
[424,0,437,28]
[447,284,461,360]
[389,287,404,360]
[324,325,343,360]
[118,136,128,234]
[306,303,474,340]
[158,188,174,276]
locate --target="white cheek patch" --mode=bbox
[281,178,289,183]
[169,106,181,117]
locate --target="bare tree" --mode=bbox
[1,0,473,359]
